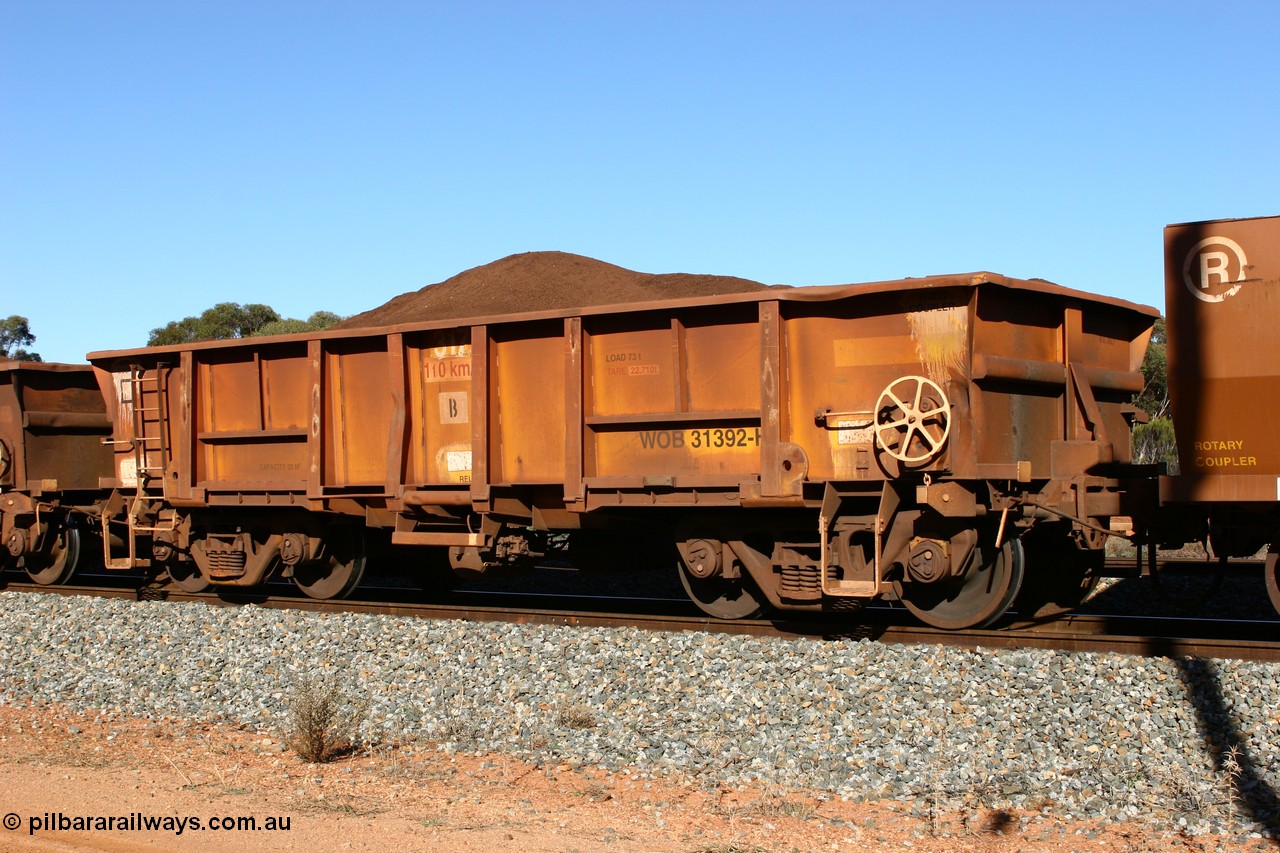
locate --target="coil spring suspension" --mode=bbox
[205,549,247,579]
[779,561,821,596]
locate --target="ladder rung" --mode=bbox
[123,366,169,569]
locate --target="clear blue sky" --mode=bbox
[4,1,1278,364]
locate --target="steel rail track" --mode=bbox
[4,577,1277,663]
[1103,556,1263,577]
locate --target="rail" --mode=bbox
[3,575,1276,662]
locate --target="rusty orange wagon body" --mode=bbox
[1159,214,1280,612]
[83,272,1156,628]
[0,361,113,584]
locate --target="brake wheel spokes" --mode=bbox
[875,375,952,465]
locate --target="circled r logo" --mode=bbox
[1183,236,1248,303]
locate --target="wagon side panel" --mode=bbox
[782,292,973,482]
[582,305,762,485]
[190,343,312,493]
[491,323,566,485]
[321,340,395,491]
[404,330,474,486]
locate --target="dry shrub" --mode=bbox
[556,702,597,730]
[284,674,368,763]
[436,717,481,744]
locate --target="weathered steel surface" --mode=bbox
[1165,215,1280,499]
[0,362,113,495]
[82,271,1156,621]
[87,272,1156,512]
[0,362,113,581]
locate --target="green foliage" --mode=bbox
[148,302,280,346]
[304,310,342,329]
[1133,317,1168,420]
[148,304,345,346]
[252,310,344,338]
[252,318,313,337]
[1131,318,1178,471]
[1,315,42,361]
[1132,416,1179,474]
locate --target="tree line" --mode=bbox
[1,315,41,361]
[145,303,344,346]
[1,303,346,364]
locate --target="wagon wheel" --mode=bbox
[677,552,768,620]
[1015,529,1102,620]
[874,376,951,465]
[167,561,211,593]
[1013,525,1105,617]
[293,528,367,600]
[23,517,82,585]
[1263,547,1280,618]
[895,537,1024,630]
[1148,554,1224,610]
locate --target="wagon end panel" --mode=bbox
[1075,303,1154,466]
[1165,215,1280,500]
[0,363,113,495]
[88,356,186,500]
[970,286,1149,480]
[0,369,17,488]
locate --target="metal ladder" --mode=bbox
[103,365,175,569]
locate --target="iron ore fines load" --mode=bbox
[332,251,785,329]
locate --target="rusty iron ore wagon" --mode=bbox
[74,271,1156,629]
[1156,213,1280,612]
[0,361,113,583]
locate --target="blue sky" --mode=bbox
[3,1,1278,363]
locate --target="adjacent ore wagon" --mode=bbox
[1158,214,1280,612]
[87,271,1157,628]
[0,361,113,583]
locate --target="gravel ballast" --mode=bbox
[1,590,1277,838]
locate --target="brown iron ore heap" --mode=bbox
[332,251,787,329]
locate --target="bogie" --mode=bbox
[22,514,84,586]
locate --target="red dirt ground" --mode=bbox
[0,703,1264,852]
